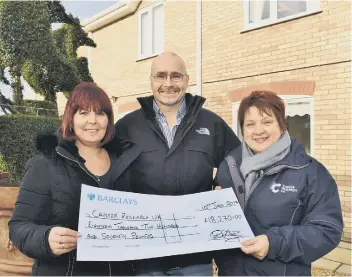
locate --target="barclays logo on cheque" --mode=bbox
[87,192,137,205]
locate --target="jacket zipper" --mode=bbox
[172,120,190,195]
[283,198,303,276]
[56,150,100,185]
[58,150,100,276]
[65,252,71,277]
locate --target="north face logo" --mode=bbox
[270,182,297,194]
[196,128,210,135]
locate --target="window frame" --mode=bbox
[243,0,321,31]
[137,2,164,60]
[232,94,314,156]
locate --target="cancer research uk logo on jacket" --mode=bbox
[270,182,298,194]
[87,193,137,205]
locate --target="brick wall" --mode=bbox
[201,1,350,81]
[201,0,351,241]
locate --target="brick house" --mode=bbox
[63,0,351,242]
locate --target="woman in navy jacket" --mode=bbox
[215,90,343,276]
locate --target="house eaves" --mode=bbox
[82,0,142,32]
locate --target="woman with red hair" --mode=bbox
[9,82,141,276]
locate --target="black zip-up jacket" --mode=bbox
[8,133,141,276]
[115,93,241,271]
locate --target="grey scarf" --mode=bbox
[240,131,291,202]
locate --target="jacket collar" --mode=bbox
[153,97,187,123]
[36,131,132,164]
[280,138,311,167]
[137,93,206,120]
[37,131,141,185]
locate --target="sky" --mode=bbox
[62,1,118,22]
[0,1,118,101]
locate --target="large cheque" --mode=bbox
[77,184,254,261]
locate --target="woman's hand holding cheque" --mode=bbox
[48,227,80,255]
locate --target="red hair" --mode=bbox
[60,82,115,145]
[238,90,286,133]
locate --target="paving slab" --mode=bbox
[312,258,341,271]
[336,264,352,275]
[324,246,351,265]
[338,241,352,249]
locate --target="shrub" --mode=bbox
[0,154,7,173]
[0,115,60,185]
[19,100,58,117]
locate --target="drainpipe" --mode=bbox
[88,32,93,72]
[196,0,202,96]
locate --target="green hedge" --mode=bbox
[0,115,60,185]
[0,155,7,173]
[19,100,58,117]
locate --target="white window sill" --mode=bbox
[241,10,322,33]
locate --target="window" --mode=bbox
[243,0,320,30]
[138,3,164,59]
[232,95,314,155]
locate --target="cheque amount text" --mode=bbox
[204,215,242,224]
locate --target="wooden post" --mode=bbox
[0,187,33,275]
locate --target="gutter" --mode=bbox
[82,0,142,32]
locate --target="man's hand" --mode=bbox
[240,235,270,260]
[48,227,80,256]
[214,186,222,190]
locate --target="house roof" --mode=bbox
[82,0,142,32]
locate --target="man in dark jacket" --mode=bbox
[114,52,241,275]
